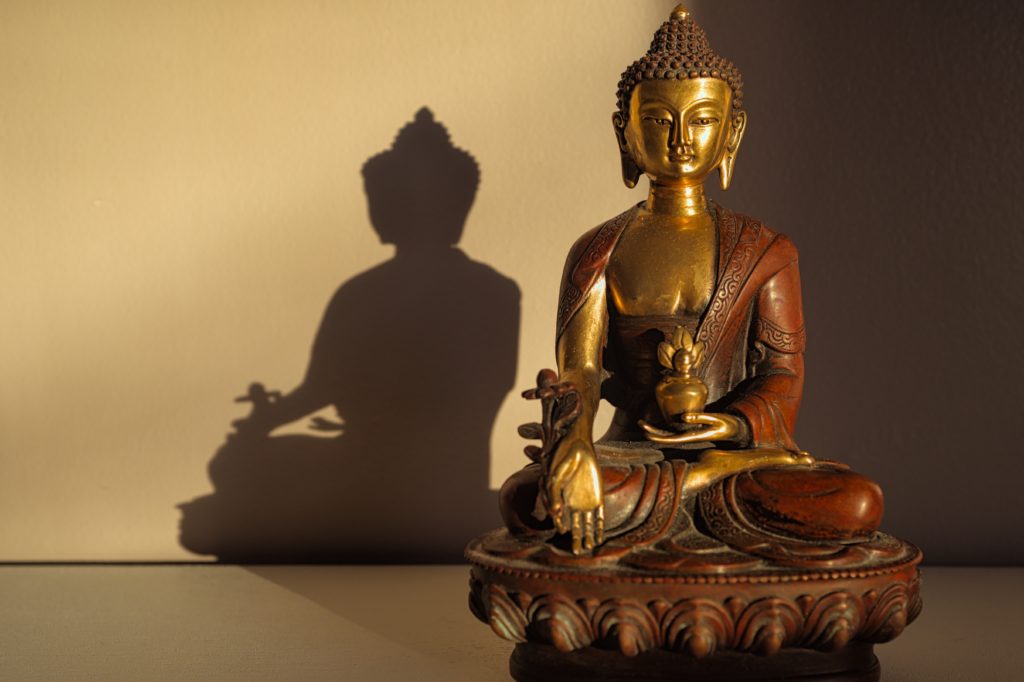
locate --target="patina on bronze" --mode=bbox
[467,6,920,680]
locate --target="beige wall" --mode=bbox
[0,1,677,560]
[7,1,1024,565]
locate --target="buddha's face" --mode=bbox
[617,78,744,187]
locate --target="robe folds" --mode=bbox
[556,201,807,452]
[497,204,887,551]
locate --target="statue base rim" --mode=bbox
[510,642,880,682]
[467,531,921,665]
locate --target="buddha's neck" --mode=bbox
[645,183,709,218]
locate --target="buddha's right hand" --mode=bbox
[545,439,605,555]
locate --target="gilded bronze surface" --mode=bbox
[468,6,920,676]
[548,15,759,552]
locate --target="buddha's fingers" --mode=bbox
[571,511,583,555]
[583,511,595,552]
[683,413,738,441]
[547,490,566,534]
[545,454,579,534]
[638,419,676,437]
[545,484,563,532]
[552,508,567,534]
[640,418,714,444]
[596,505,605,544]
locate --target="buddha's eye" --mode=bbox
[643,116,672,126]
[691,117,719,126]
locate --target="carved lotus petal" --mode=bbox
[593,599,659,656]
[485,584,528,643]
[861,583,909,642]
[660,598,733,658]
[657,342,675,369]
[527,594,594,652]
[801,591,861,652]
[907,586,923,624]
[468,576,487,624]
[734,597,803,655]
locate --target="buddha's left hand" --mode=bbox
[640,412,747,445]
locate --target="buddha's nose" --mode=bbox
[669,124,693,159]
[669,142,694,161]
[671,142,693,157]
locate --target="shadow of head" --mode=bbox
[363,107,479,250]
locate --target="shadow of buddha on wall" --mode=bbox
[177,108,521,562]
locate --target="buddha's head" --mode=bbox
[613,6,747,190]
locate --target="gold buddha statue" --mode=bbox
[498,6,885,561]
[469,8,920,673]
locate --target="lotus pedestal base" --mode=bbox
[467,530,921,682]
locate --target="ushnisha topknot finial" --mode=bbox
[671,4,690,21]
[616,7,744,118]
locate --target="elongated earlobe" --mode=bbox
[718,154,735,190]
[612,112,642,189]
[718,110,747,191]
[620,153,642,188]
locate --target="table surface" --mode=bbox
[1,565,1020,681]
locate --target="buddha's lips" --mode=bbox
[668,155,693,163]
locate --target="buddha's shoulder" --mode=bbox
[716,204,799,260]
[563,205,639,262]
